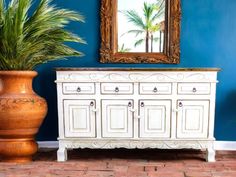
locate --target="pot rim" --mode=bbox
[0,70,38,77]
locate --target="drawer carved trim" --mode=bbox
[59,140,213,150]
[59,73,217,83]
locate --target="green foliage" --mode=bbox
[0,0,85,70]
[121,0,165,52]
[118,44,131,53]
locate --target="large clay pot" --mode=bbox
[0,71,47,163]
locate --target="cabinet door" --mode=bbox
[139,100,171,138]
[64,100,96,138]
[102,100,133,138]
[176,100,209,139]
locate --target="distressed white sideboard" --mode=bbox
[55,68,220,162]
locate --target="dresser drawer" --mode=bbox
[62,83,95,94]
[139,83,172,95]
[101,83,133,94]
[177,83,211,95]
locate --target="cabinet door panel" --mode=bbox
[64,100,96,138]
[102,100,133,138]
[139,100,171,138]
[177,100,209,139]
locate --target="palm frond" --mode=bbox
[153,37,160,42]
[0,0,85,70]
[150,23,160,33]
[151,0,165,22]
[122,10,145,30]
[118,44,131,53]
[143,2,155,23]
[121,29,144,37]
[134,38,144,47]
[0,0,4,20]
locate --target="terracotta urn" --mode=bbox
[0,71,47,163]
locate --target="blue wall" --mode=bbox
[34,0,236,141]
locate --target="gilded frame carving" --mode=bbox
[100,0,181,64]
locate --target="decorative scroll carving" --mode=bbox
[100,0,181,63]
[60,72,215,83]
[60,140,213,150]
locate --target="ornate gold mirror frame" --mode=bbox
[100,0,181,64]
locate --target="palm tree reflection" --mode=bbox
[120,0,165,53]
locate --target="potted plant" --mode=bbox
[0,0,85,162]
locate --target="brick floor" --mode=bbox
[0,149,236,177]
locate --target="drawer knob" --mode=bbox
[179,102,183,107]
[115,87,119,92]
[90,101,94,107]
[128,102,132,107]
[140,102,145,107]
[192,87,197,93]
[153,87,158,93]
[77,87,81,92]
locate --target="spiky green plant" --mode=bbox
[0,0,85,70]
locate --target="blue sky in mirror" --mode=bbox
[118,0,165,53]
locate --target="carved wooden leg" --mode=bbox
[57,147,68,162]
[206,147,215,162]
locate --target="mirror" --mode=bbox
[100,0,181,63]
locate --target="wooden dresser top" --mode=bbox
[56,67,220,72]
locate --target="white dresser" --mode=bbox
[55,68,220,162]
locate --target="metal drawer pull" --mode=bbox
[128,102,132,107]
[77,87,81,92]
[153,87,158,92]
[192,87,197,93]
[173,102,183,112]
[90,101,94,107]
[140,102,145,107]
[114,87,119,92]
[179,102,183,107]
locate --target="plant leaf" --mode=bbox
[0,0,85,70]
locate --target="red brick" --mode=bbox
[113,165,128,172]
[212,172,236,177]
[126,171,148,177]
[185,171,213,177]
[144,166,157,172]
[128,165,145,172]
[148,172,185,177]
[1,149,236,177]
